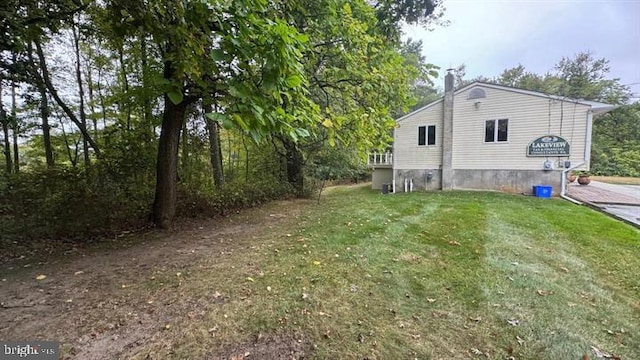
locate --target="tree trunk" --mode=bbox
[242,134,249,181]
[0,80,11,173]
[118,46,132,130]
[140,35,154,134]
[1,117,10,173]
[11,74,19,173]
[180,115,189,182]
[83,47,98,139]
[152,62,188,229]
[203,102,224,188]
[282,138,304,195]
[39,83,54,167]
[33,39,102,159]
[73,24,90,167]
[28,42,55,167]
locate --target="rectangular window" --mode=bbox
[427,125,436,145]
[484,119,508,143]
[418,125,436,146]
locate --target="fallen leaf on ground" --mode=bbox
[537,289,554,296]
[448,241,461,246]
[302,293,309,300]
[212,291,222,299]
[74,271,84,275]
[469,316,482,322]
[35,274,47,280]
[507,319,520,326]
[560,267,569,273]
[246,277,255,282]
[470,348,483,355]
[313,261,321,265]
[590,346,612,358]
[427,298,436,303]
[516,335,525,346]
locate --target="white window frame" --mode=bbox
[418,125,436,146]
[484,118,509,143]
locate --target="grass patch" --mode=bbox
[124,186,640,359]
[592,176,640,185]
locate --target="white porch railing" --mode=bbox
[368,152,393,166]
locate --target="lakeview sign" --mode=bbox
[527,135,570,157]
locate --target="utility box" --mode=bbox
[533,185,552,198]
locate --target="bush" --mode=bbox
[176,178,294,218]
[0,167,152,244]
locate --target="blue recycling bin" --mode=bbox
[533,185,552,198]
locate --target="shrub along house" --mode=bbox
[369,72,616,195]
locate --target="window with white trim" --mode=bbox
[484,119,508,143]
[418,125,436,146]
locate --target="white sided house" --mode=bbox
[369,73,615,194]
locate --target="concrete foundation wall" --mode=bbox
[372,168,393,190]
[393,168,562,194]
[395,169,442,192]
[453,169,562,194]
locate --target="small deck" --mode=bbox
[368,152,393,168]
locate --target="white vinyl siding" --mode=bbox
[394,102,443,169]
[452,86,590,170]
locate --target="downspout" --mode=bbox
[584,109,594,169]
[392,133,396,194]
[560,110,592,204]
[561,162,584,204]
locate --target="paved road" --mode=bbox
[567,181,640,227]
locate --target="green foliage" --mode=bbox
[591,103,640,177]
[0,167,151,243]
[307,145,367,182]
[176,178,293,218]
[1,0,446,240]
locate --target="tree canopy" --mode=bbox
[0,0,443,236]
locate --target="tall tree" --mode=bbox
[0,80,12,173]
[104,0,316,227]
[72,20,90,167]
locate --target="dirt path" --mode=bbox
[0,199,311,359]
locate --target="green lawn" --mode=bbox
[137,185,640,359]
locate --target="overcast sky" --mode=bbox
[403,0,640,97]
